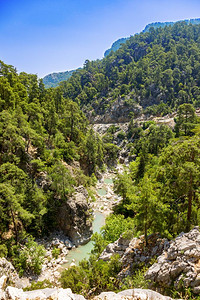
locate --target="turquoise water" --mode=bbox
[64,212,105,266]
[97,188,107,196]
[63,177,114,268]
[104,178,113,185]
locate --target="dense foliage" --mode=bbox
[58,21,200,119]
[43,69,77,88]
[105,19,200,58]
[0,60,107,274]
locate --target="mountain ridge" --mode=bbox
[42,18,200,88]
[104,18,200,57]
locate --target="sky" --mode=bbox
[0,0,200,78]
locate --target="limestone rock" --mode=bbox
[0,276,7,290]
[94,288,174,299]
[145,227,200,294]
[6,286,25,300]
[0,289,6,300]
[57,187,92,246]
[87,98,142,124]
[1,286,177,300]
[5,287,86,300]
[99,233,168,279]
[0,258,19,287]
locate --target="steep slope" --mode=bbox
[42,19,200,90]
[58,21,200,124]
[42,69,76,88]
[104,18,200,57]
[104,37,129,57]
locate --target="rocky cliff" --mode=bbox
[99,233,169,278]
[100,227,200,295]
[146,227,200,294]
[57,186,93,246]
[87,98,142,124]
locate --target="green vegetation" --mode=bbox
[104,19,200,58]
[0,19,200,299]
[12,238,46,276]
[60,254,121,296]
[43,69,76,88]
[0,59,110,275]
[59,104,200,297]
[58,21,200,119]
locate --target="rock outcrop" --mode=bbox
[99,233,169,278]
[57,186,93,246]
[2,286,85,300]
[145,227,200,294]
[0,284,175,300]
[0,258,19,287]
[88,98,142,124]
[94,289,174,300]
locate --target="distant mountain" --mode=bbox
[42,69,76,88]
[104,18,200,57]
[104,37,129,57]
[143,18,200,32]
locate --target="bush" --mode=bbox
[60,254,121,296]
[117,130,126,140]
[24,279,52,291]
[120,267,150,290]
[0,244,8,258]
[12,238,46,276]
[52,247,60,259]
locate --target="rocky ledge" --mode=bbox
[58,186,93,246]
[99,233,169,278]
[145,226,200,294]
[100,227,200,295]
[94,289,174,300]
[0,284,175,300]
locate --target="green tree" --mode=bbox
[0,183,33,243]
[127,175,167,245]
[175,103,197,136]
[157,136,200,233]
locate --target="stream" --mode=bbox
[63,211,105,266]
[63,176,116,267]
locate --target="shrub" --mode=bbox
[0,244,8,258]
[12,238,46,276]
[52,247,60,259]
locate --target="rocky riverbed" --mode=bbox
[91,167,123,215]
[18,166,125,287]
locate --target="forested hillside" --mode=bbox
[42,19,200,91]
[58,21,200,122]
[104,18,200,57]
[43,69,76,88]
[0,60,112,274]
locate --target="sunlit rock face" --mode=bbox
[57,186,93,246]
[146,227,200,294]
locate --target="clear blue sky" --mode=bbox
[0,0,200,78]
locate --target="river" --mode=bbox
[63,176,116,267]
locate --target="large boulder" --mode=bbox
[0,258,19,287]
[5,287,85,300]
[57,186,93,246]
[94,289,174,299]
[0,286,176,300]
[145,227,200,294]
